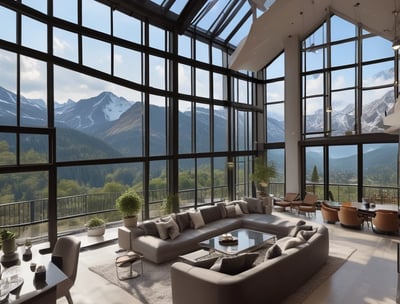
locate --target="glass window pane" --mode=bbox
[303,48,326,71]
[54,0,77,23]
[82,36,111,73]
[82,0,110,34]
[178,64,191,95]
[20,56,47,127]
[305,146,324,198]
[362,61,394,88]
[178,35,191,58]
[53,27,78,62]
[22,16,47,53]
[266,103,284,143]
[331,90,355,136]
[363,36,393,62]
[149,95,166,156]
[330,15,356,42]
[332,68,355,90]
[196,40,209,64]
[329,145,357,202]
[266,53,284,79]
[304,97,323,134]
[362,88,393,133]
[113,11,141,44]
[20,134,48,164]
[149,160,167,217]
[196,104,210,153]
[212,46,223,67]
[149,55,165,90]
[213,72,224,100]
[267,81,284,102]
[196,68,209,98]
[0,6,16,43]
[0,135,16,165]
[114,46,142,84]
[213,156,228,201]
[149,24,165,51]
[22,0,47,13]
[267,149,285,197]
[179,158,196,208]
[0,49,17,126]
[214,105,227,152]
[179,100,192,154]
[331,41,356,66]
[304,74,324,96]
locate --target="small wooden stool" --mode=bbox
[115,251,143,280]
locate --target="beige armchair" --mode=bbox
[372,210,399,235]
[320,201,339,224]
[274,193,299,211]
[338,206,364,229]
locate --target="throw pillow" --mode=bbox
[175,212,191,232]
[244,197,263,214]
[192,256,219,269]
[211,253,258,275]
[265,244,282,260]
[234,204,244,216]
[288,225,313,237]
[230,200,249,214]
[298,228,317,241]
[216,202,227,218]
[155,218,180,240]
[225,205,236,218]
[139,221,159,237]
[283,237,305,250]
[200,206,222,224]
[189,211,205,229]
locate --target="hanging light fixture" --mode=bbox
[393,10,400,50]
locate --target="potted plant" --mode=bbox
[116,190,143,227]
[1,230,16,255]
[250,156,277,196]
[85,216,106,236]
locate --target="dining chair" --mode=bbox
[338,206,364,229]
[320,201,339,224]
[274,192,299,211]
[372,210,399,235]
[52,236,81,304]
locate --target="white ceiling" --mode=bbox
[229,0,397,72]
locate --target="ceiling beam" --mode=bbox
[176,0,208,34]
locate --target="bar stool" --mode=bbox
[115,251,143,280]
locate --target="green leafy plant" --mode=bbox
[85,216,105,228]
[1,230,15,241]
[116,190,143,218]
[250,156,277,196]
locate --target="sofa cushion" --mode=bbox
[200,206,222,224]
[235,204,244,216]
[265,243,282,260]
[216,202,227,218]
[244,197,263,214]
[189,211,205,229]
[139,221,159,237]
[225,205,236,218]
[191,256,219,269]
[211,252,258,275]
[156,218,180,240]
[298,228,317,241]
[175,212,191,232]
[296,220,307,226]
[288,225,313,237]
[283,237,305,250]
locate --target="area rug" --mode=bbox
[89,244,356,304]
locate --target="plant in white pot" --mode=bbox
[85,216,106,236]
[1,230,16,255]
[116,190,143,227]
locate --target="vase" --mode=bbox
[123,216,138,227]
[2,238,16,255]
[87,224,106,236]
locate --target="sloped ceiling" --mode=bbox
[229,0,396,72]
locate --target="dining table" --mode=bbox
[0,244,67,303]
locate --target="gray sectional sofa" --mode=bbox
[171,224,329,304]
[118,198,327,262]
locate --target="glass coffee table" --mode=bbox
[199,228,276,256]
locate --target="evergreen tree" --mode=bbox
[311,165,320,183]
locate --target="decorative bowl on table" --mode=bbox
[218,233,238,245]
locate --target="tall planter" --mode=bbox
[116,190,143,227]
[2,238,16,255]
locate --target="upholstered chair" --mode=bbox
[372,210,399,235]
[274,192,299,211]
[52,236,81,304]
[320,201,339,224]
[338,206,364,229]
[297,193,318,217]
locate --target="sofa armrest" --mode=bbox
[118,227,132,251]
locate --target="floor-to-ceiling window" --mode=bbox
[0,0,259,244]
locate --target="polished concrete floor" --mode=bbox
[56,210,400,304]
